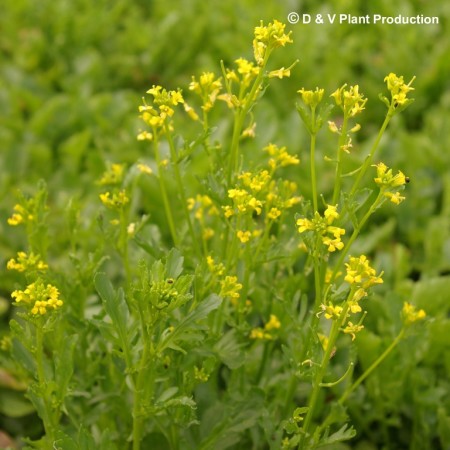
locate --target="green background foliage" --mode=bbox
[1,0,449,449]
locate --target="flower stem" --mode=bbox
[339,327,405,405]
[350,111,392,197]
[165,128,201,257]
[35,325,57,445]
[226,51,271,186]
[132,316,154,450]
[299,299,352,448]
[309,112,318,213]
[332,115,349,205]
[153,138,179,247]
[329,190,384,287]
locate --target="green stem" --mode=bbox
[165,128,201,257]
[350,111,393,197]
[329,190,384,287]
[35,325,57,445]
[332,115,349,205]
[153,138,179,247]
[226,51,272,185]
[309,112,318,213]
[298,300,353,450]
[299,296,353,449]
[132,319,153,450]
[119,207,131,285]
[339,327,405,404]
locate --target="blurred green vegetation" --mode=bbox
[0,0,449,448]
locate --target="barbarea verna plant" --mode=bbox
[3,20,426,450]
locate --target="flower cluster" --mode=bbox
[206,256,225,278]
[250,314,281,340]
[7,203,37,227]
[331,84,367,117]
[264,143,300,171]
[99,190,130,210]
[11,280,63,316]
[384,73,415,107]
[298,87,325,109]
[345,255,384,289]
[6,252,48,272]
[189,72,222,113]
[98,163,125,186]
[225,188,263,217]
[220,275,243,303]
[297,205,345,252]
[373,162,408,205]
[402,302,426,325]
[137,85,184,140]
[219,58,261,107]
[187,194,219,240]
[225,168,300,222]
[253,20,293,65]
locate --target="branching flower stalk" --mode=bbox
[299,294,354,447]
[164,125,201,257]
[350,74,415,197]
[152,137,179,247]
[339,302,426,405]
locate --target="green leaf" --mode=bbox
[94,273,130,335]
[411,276,450,315]
[319,424,356,446]
[54,334,78,402]
[94,273,132,363]
[165,248,184,279]
[438,407,450,448]
[213,329,245,370]
[157,294,221,353]
[53,430,78,450]
[0,388,35,418]
[10,337,36,376]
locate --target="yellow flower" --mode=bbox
[322,236,344,252]
[7,204,33,226]
[137,163,153,175]
[220,276,243,301]
[296,218,313,233]
[237,230,252,243]
[235,57,260,77]
[384,73,415,106]
[206,256,225,277]
[253,20,293,65]
[265,314,281,331]
[98,163,125,185]
[202,228,215,240]
[264,143,299,170]
[12,280,63,316]
[331,84,367,117]
[298,87,325,108]
[297,206,345,252]
[321,303,343,320]
[99,190,130,209]
[183,102,200,121]
[189,72,222,112]
[6,252,48,272]
[324,204,339,224]
[137,130,153,141]
[345,255,383,288]
[384,191,405,205]
[402,302,426,325]
[267,207,281,220]
[269,67,291,79]
[343,322,364,341]
[328,121,339,134]
[250,328,270,340]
